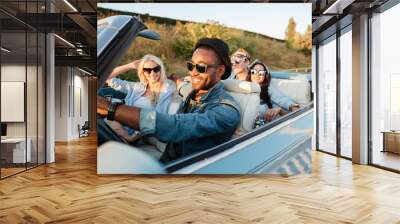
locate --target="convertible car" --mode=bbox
[97,15,314,174]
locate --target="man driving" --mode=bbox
[97,38,241,163]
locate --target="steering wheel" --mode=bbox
[97,115,127,146]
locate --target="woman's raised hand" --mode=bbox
[107,59,141,82]
[130,59,141,70]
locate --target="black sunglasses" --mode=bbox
[186,61,220,73]
[143,65,161,74]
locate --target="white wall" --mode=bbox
[55,66,69,141]
[54,67,89,141]
[73,73,89,137]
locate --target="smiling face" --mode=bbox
[231,52,250,79]
[142,60,161,84]
[190,47,224,91]
[250,64,267,84]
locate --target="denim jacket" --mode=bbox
[139,82,241,161]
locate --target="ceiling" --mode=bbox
[0,0,97,74]
[310,0,390,43]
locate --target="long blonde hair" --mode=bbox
[137,54,167,85]
[137,54,167,105]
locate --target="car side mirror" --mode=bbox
[138,29,160,40]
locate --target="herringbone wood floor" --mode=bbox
[1,135,400,223]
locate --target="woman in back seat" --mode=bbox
[247,60,299,125]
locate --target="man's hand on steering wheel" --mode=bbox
[97,96,110,117]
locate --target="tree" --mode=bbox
[285,17,297,49]
[302,25,312,50]
[285,18,311,54]
[293,32,302,49]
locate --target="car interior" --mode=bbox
[97,77,312,173]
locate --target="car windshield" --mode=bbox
[97,16,131,58]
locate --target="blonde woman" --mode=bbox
[105,54,176,142]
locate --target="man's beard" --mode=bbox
[193,72,217,93]
[203,71,218,91]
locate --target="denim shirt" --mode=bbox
[269,85,295,111]
[108,78,176,135]
[108,78,176,113]
[139,82,241,159]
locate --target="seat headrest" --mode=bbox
[222,79,260,94]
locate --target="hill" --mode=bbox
[98,7,311,81]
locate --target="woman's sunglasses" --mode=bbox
[250,69,267,76]
[143,65,161,74]
[186,61,220,73]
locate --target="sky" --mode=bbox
[98,3,311,40]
